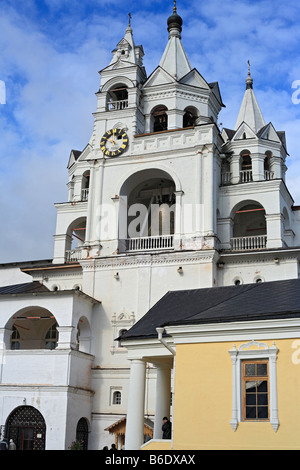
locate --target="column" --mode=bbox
[251,153,264,181]
[153,364,171,439]
[230,155,241,184]
[173,191,183,250]
[265,213,284,248]
[229,349,238,431]
[56,326,77,350]
[125,359,146,450]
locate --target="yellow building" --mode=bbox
[121,278,300,450]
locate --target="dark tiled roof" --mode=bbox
[222,128,236,140]
[121,278,300,341]
[0,282,49,295]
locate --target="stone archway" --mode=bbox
[6,406,46,450]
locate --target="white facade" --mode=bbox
[1,7,300,450]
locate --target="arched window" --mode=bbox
[45,322,58,350]
[81,171,90,201]
[231,202,267,250]
[183,107,198,128]
[152,106,168,132]
[240,151,252,183]
[118,169,177,253]
[264,151,274,180]
[113,391,122,405]
[107,85,128,111]
[66,217,87,262]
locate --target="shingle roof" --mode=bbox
[0,281,49,295]
[120,278,300,341]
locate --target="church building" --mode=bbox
[0,4,300,450]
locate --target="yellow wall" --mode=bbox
[173,339,300,450]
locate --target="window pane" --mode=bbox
[257,363,267,376]
[258,407,268,419]
[257,381,268,392]
[245,380,256,391]
[246,406,257,419]
[246,394,256,405]
[245,364,256,376]
[257,393,268,406]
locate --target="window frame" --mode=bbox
[242,359,269,422]
[229,340,279,432]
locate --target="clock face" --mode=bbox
[100,128,129,157]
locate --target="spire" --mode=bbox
[108,13,143,67]
[234,62,265,133]
[159,2,191,80]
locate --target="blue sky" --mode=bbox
[0,0,300,263]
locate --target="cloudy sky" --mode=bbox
[0,0,300,263]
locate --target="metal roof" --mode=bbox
[0,282,49,295]
[120,278,300,341]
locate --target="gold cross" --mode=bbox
[173,0,177,12]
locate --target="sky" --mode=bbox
[0,0,300,263]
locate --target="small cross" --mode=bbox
[128,12,132,26]
[248,60,251,75]
[173,0,177,12]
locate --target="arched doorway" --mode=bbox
[6,406,46,450]
[76,418,89,450]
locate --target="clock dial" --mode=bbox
[100,128,129,157]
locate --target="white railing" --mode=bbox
[107,99,128,111]
[66,248,83,262]
[81,188,89,201]
[240,170,253,183]
[221,172,232,185]
[264,170,274,180]
[231,235,267,251]
[125,235,174,252]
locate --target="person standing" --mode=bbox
[162,417,172,439]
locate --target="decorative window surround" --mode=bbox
[229,340,279,432]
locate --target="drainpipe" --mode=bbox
[156,328,176,356]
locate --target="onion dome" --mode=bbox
[167,1,183,34]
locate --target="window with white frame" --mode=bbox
[110,388,122,406]
[229,340,279,432]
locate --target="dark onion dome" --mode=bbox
[167,8,183,33]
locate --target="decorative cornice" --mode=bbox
[80,250,217,271]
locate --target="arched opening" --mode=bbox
[118,169,176,252]
[264,151,274,180]
[240,151,252,183]
[81,171,90,201]
[183,107,198,128]
[221,156,231,185]
[106,84,128,111]
[152,106,168,132]
[76,316,91,354]
[45,322,58,350]
[66,217,87,262]
[8,307,58,350]
[76,418,89,450]
[5,406,46,450]
[231,202,267,250]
